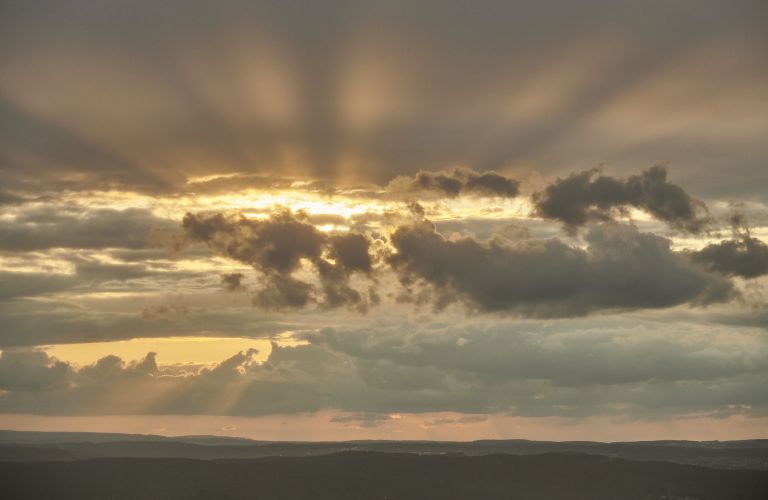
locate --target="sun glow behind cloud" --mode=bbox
[43,337,273,367]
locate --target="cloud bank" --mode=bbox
[1,319,766,419]
[388,221,732,315]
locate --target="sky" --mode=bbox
[1,0,768,441]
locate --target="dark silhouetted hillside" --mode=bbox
[1,452,767,500]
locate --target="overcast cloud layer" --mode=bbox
[2,0,767,198]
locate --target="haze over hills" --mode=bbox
[0,430,259,446]
[2,430,767,471]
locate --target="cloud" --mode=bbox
[533,166,710,233]
[0,190,25,206]
[0,292,294,348]
[691,218,768,278]
[252,274,315,310]
[221,273,246,292]
[0,272,76,301]
[0,0,766,430]
[422,415,487,427]
[316,233,375,311]
[1,318,767,419]
[388,167,520,199]
[330,412,394,428]
[77,351,160,381]
[309,319,768,388]
[0,207,175,251]
[141,295,189,320]
[1,1,765,199]
[0,95,172,194]
[0,349,72,391]
[0,258,201,302]
[387,220,733,316]
[181,207,741,318]
[0,348,260,414]
[73,259,160,282]
[182,211,375,310]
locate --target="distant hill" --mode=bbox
[1,430,767,470]
[1,452,767,500]
[0,430,263,446]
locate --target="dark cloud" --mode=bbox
[0,272,76,301]
[0,207,175,251]
[406,201,426,219]
[0,297,291,348]
[388,220,733,316]
[182,211,375,310]
[0,349,72,391]
[0,190,25,206]
[692,231,768,279]
[316,233,375,311]
[0,259,202,302]
[220,273,246,292]
[327,233,373,274]
[141,296,189,321]
[183,208,739,317]
[105,246,211,263]
[389,167,520,199]
[252,274,315,310]
[182,211,325,275]
[533,166,710,233]
[73,260,158,282]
